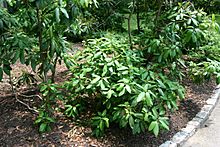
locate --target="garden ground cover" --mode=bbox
[0,62,216,147]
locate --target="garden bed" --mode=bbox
[0,63,216,147]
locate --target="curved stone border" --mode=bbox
[160,85,220,147]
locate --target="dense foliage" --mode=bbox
[1,0,220,138]
[63,34,184,136]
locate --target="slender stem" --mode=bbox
[51,56,58,83]
[37,6,47,82]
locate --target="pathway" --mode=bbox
[183,99,220,147]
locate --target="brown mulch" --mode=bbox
[0,62,217,146]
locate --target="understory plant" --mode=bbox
[62,33,185,137]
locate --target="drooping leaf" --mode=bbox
[129,116,134,129]
[153,121,159,137]
[55,8,60,22]
[60,8,69,19]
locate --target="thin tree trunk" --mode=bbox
[37,7,47,82]
[155,0,163,35]
[128,16,132,49]
[136,1,141,33]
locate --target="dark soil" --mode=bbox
[0,62,216,147]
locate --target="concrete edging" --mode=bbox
[159,85,220,147]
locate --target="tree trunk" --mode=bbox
[136,0,141,33]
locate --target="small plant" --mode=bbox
[91,110,109,137]
[189,59,220,84]
[35,80,62,133]
[35,110,55,132]
[64,103,84,118]
[62,33,185,137]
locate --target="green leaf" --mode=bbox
[43,90,49,97]
[46,117,55,123]
[99,120,104,131]
[157,80,166,89]
[65,105,73,112]
[137,92,145,103]
[35,118,42,124]
[144,113,149,121]
[133,123,141,134]
[40,85,47,92]
[159,120,169,131]
[60,8,69,19]
[145,92,153,106]
[3,65,11,76]
[116,84,124,91]
[171,100,178,109]
[13,49,20,64]
[148,121,156,131]
[113,111,120,121]
[153,121,159,137]
[102,65,108,77]
[191,18,198,26]
[103,118,109,128]
[117,66,128,71]
[177,89,184,99]
[91,76,101,84]
[72,79,79,87]
[119,87,125,96]
[152,108,158,119]
[39,123,47,132]
[107,89,114,99]
[20,48,25,64]
[92,116,101,120]
[158,88,164,96]
[55,8,60,22]
[94,52,102,59]
[129,116,135,129]
[216,75,220,84]
[125,85,131,93]
[185,30,192,42]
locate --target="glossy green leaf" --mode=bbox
[118,87,125,96]
[129,116,134,129]
[145,92,153,106]
[91,76,101,84]
[148,121,156,131]
[153,121,159,137]
[125,85,131,93]
[55,8,60,22]
[39,123,47,132]
[60,8,69,19]
[159,120,169,130]
[137,92,145,103]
